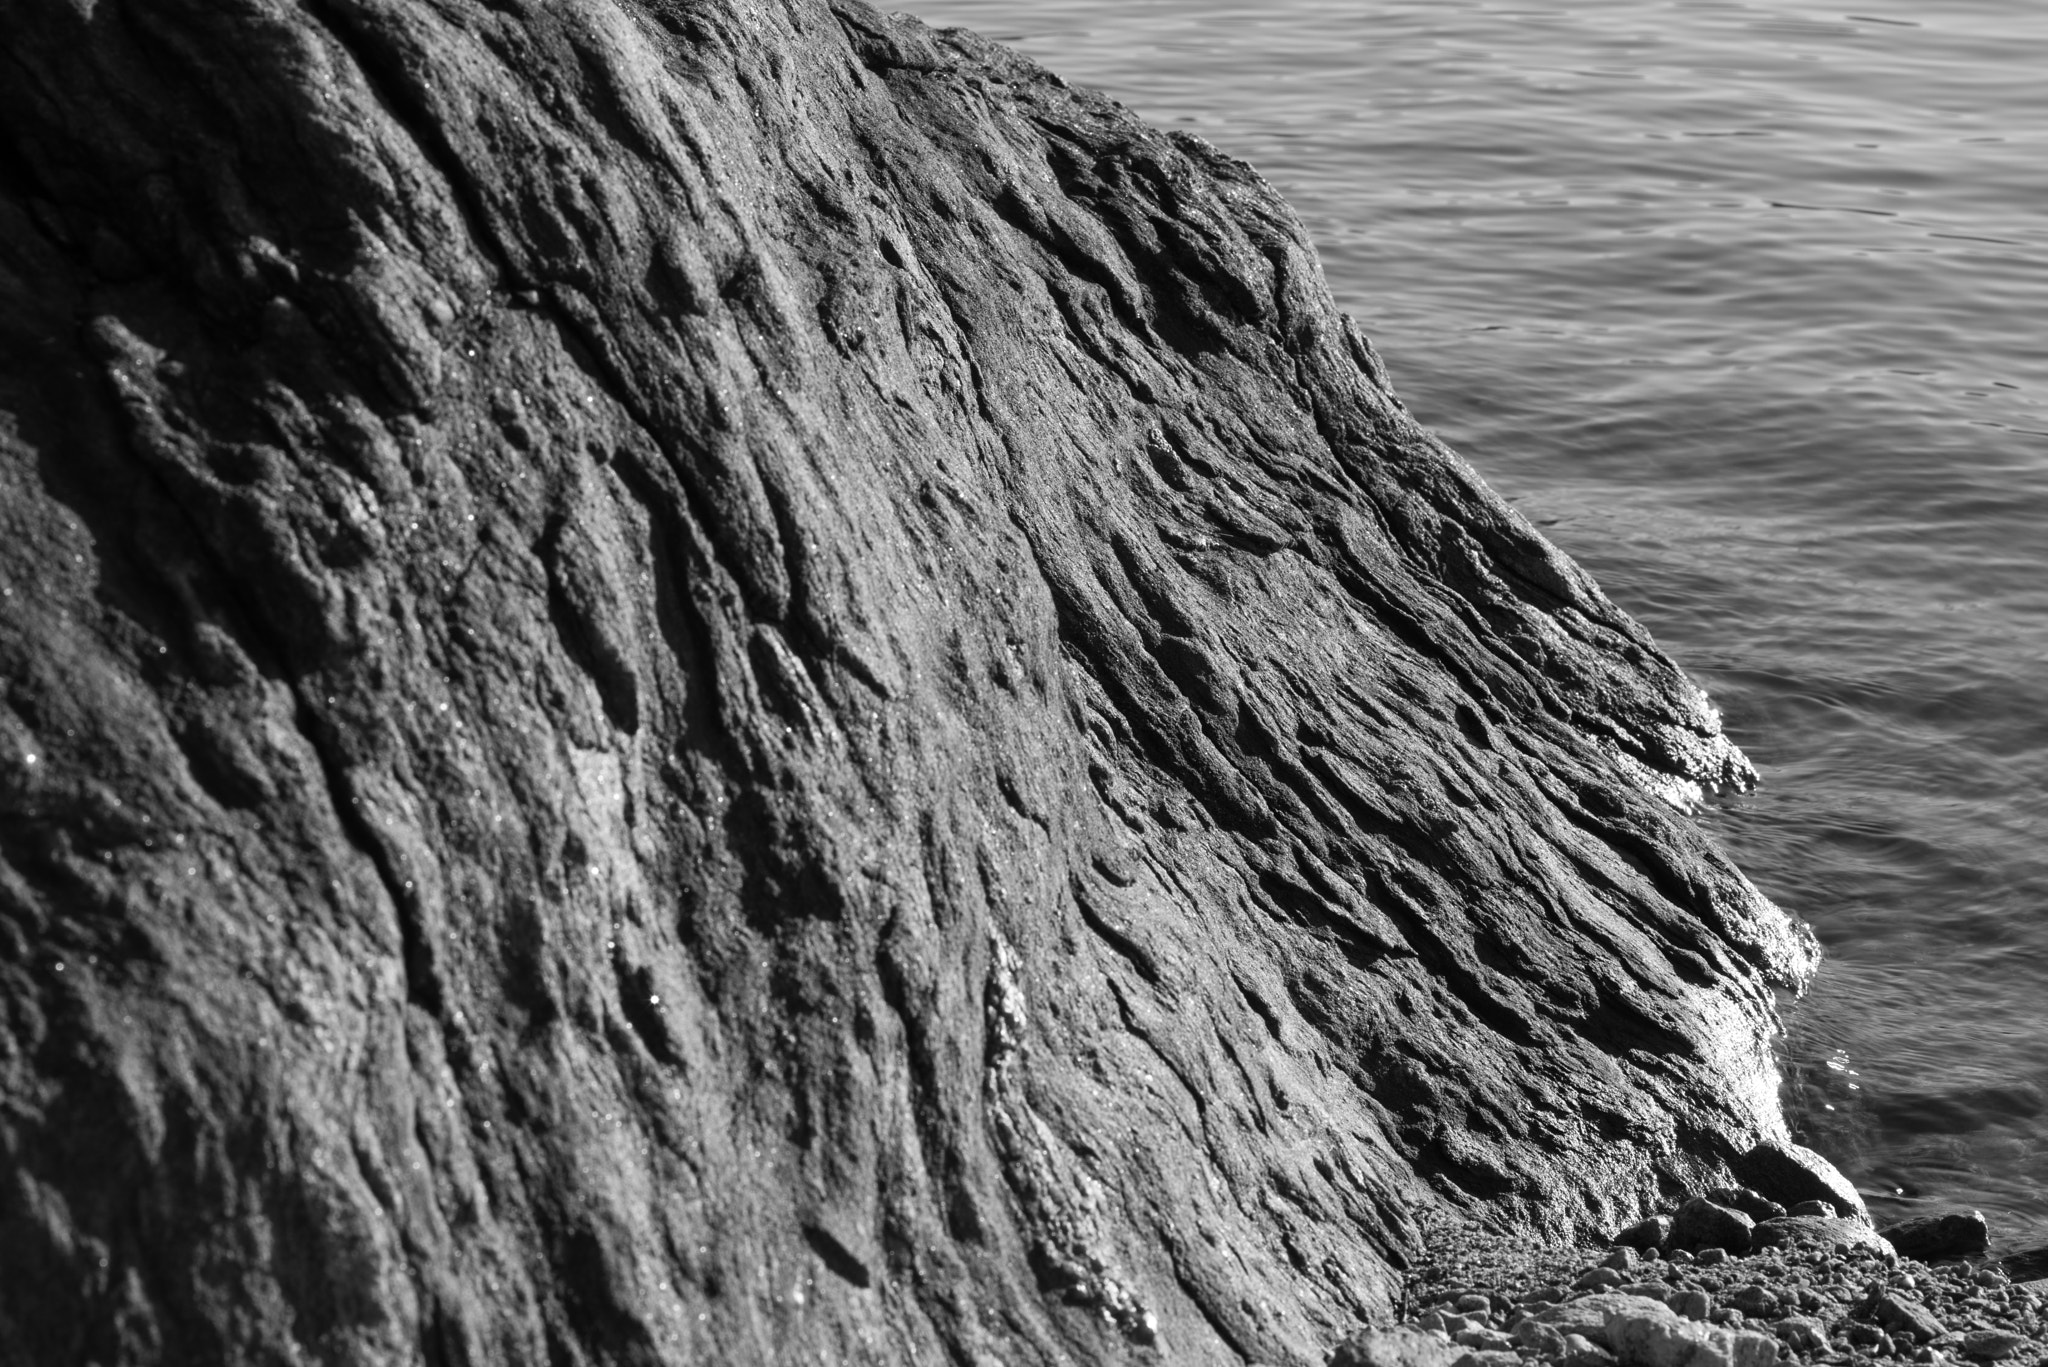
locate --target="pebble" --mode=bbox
[1727,1284,1778,1318]
[1453,1326,1515,1352]
[1393,1191,2048,1367]
[1771,1315,1828,1352]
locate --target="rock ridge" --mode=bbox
[0,1,1820,1363]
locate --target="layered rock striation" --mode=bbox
[0,1,1821,1363]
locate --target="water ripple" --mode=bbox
[911,0,2048,1246]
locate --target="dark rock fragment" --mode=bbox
[1670,1196,1756,1255]
[1707,1185,1787,1222]
[1866,1290,1946,1344]
[1614,1215,1673,1252]
[1879,1210,1991,1261]
[1727,1284,1779,1319]
[1753,1214,1892,1254]
[1732,1141,1869,1220]
[2000,1246,2048,1282]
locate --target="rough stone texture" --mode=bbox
[0,1,1820,1364]
[1867,1290,1945,1343]
[1770,1316,1827,1353]
[1731,1141,1865,1221]
[1752,1214,1891,1254]
[1962,1328,2028,1361]
[1614,1215,1674,1252]
[1703,1186,1783,1223]
[1544,1295,1776,1367]
[1542,1293,1675,1343]
[1600,1304,1776,1367]
[1330,1325,1466,1367]
[1879,1210,1991,1261]
[1564,1332,1619,1366]
[1670,1198,1756,1255]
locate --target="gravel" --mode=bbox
[1365,1211,2048,1367]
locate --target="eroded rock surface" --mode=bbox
[0,1,1816,1363]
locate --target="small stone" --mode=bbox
[1453,1294,1491,1315]
[1666,1249,1695,1266]
[1696,1247,1731,1267]
[1615,1216,1674,1252]
[1618,1281,1673,1301]
[1772,1316,1828,1353]
[1881,1211,1992,1262]
[1575,1267,1626,1291]
[1847,1322,1885,1347]
[1450,1352,1520,1367]
[1725,1285,1777,1319]
[1453,1327,1515,1352]
[1601,1247,1636,1272]
[1671,1197,1754,1256]
[1329,1326,1465,1367]
[1960,1328,2025,1361]
[1792,1199,1838,1218]
[1871,1291,1947,1343]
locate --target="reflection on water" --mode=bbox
[906,0,2048,1245]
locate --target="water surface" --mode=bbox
[905,0,2048,1246]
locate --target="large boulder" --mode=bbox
[0,0,1816,1362]
[1879,1210,1990,1261]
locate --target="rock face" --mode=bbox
[0,1,1820,1363]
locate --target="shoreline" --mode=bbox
[1352,1201,2048,1366]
